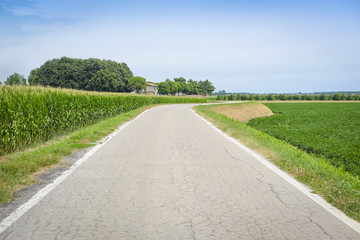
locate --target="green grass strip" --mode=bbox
[0,105,154,204]
[194,103,360,222]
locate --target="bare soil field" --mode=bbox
[211,103,273,122]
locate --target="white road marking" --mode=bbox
[2,105,359,236]
[0,109,150,235]
[192,108,360,234]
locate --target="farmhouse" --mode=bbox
[143,83,158,95]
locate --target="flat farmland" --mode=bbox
[248,102,360,176]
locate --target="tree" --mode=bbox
[183,83,192,94]
[278,94,286,100]
[28,69,40,85]
[165,79,178,95]
[177,82,185,95]
[28,57,133,92]
[292,95,300,100]
[174,77,186,94]
[5,73,27,85]
[158,82,170,94]
[188,79,199,95]
[305,95,314,100]
[266,94,274,101]
[127,76,147,93]
[174,77,186,83]
[198,79,215,96]
[346,95,353,100]
[332,92,341,101]
[86,69,120,92]
[218,90,227,95]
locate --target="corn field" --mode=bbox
[0,85,206,155]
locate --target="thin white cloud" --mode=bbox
[5,6,39,16]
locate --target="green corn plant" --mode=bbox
[0,85,206,155]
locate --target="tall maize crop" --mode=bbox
[0,85,206,155]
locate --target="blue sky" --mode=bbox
[1,0,359,93]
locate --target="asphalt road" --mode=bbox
[1,104,359,239]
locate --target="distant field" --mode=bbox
[248,103,360,176]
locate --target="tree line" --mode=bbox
[214,93,360,101]
[157,77,215,96]
[3,58,216,95]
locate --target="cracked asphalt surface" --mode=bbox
[1,104,359,239]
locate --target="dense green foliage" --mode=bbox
[157,77,215,95]
[213,93,360,101]
[158,82,170,94]
[248,103,360,175]
[0,85,206,155]
[28,57,133,92]
[5,73,27,85]
[127,76,147,93]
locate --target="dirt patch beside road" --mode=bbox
[211,103,273,122]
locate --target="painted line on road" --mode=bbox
[0,109,151,235]
[192,109,360,234]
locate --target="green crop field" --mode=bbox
[248,103,360,176]
[0,85,206,155]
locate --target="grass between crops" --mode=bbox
[0,104,155,204]
[194,103,360,222]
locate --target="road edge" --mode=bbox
[191,108,360,234]
[0,108,152,235]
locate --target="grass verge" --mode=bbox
[194,103,360,222]
[0,104,155,204]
